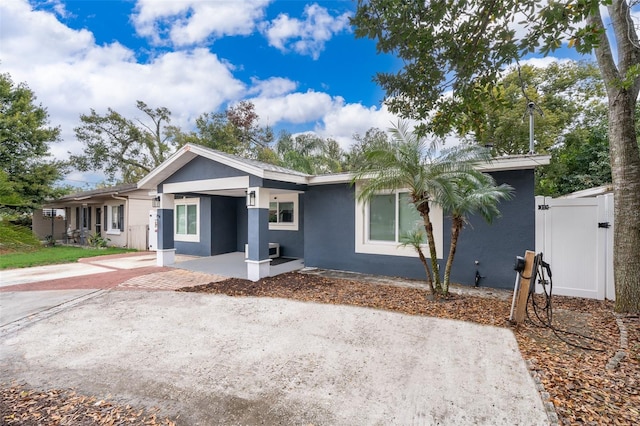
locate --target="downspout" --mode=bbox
[112,194,128,248]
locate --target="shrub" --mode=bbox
[87,233,110,248]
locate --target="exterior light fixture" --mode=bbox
[247,190,256,207]
[152,196,160,208]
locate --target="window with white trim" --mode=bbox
[106,204,124,234]
[355,185,443,258]
[269,193,299,231]
[174,197,200,242]
[368,192,426,243]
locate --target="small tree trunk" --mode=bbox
[443,216,463,295]
[415,245,435,295]
[416,200,442,293]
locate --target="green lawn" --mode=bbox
[0,246,137,269]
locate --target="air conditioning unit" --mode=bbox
[244,243,280,259]
[269,243,280,259]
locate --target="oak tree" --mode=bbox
[71,101,176,183]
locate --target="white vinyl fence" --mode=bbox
[535,194,614,300]
[128,224,149,251]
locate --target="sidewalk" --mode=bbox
[0,252,208,292]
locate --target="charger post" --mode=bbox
[510,250,536,324]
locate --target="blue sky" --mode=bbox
[0,0,599,187]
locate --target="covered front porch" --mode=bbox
[137,144,309,281]
[174,252,305,279]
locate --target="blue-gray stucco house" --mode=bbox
[138,143,549,288]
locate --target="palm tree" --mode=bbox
[439,172,514,294]
[353,121,493,295]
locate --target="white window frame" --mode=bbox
[354,184,443,258]
[106,204,122,235]
[268,193,299,231]
[174,197,200,242]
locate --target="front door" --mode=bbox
[95,207,102,236]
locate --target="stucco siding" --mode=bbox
[236,198,248,252]
[211,196,238,255]
[448,170,535,288]
[304,170,535,289]
[127,199,152,227]
[304,184,427,280]
[175,196,212,257]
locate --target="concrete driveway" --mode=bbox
[0,289,550,425]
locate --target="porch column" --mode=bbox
[79,203,87,245]
[246,187,270,281]
[156,193,176,266]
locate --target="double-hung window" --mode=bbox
[174,197,199,242]
[355,185,443,258]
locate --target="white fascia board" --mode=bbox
[307,173,355,185]
[263,170,309,185]
[476,155,551,172]
[162,176,250,194]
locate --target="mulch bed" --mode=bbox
[3,272,638,425]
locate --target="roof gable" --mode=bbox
[138,144,310,189]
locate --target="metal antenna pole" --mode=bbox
[528,101,535,154]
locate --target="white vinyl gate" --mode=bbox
[535,194,614,300]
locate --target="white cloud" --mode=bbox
[249,91,405,149]
[262,3,351,59]
[220,88,411,154]
[250,90,340,125]
[315,103,402,149]
[132,0,272,46]
[248,77,298,98]
[0,0,245,164]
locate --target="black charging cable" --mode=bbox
[525,254,608,352]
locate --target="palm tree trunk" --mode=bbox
[416,200,442,293]
[415,245,435,295]
[443,216,463,295]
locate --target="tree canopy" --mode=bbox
[174,101,275,160]
[463,61,605,155]
[0,73,67,212]
[276,131,345,174]
[70,101,176,183]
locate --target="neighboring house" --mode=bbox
[37,183,154,250]
[139,143,550,287]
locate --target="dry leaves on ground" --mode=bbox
[0,384,176,426]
